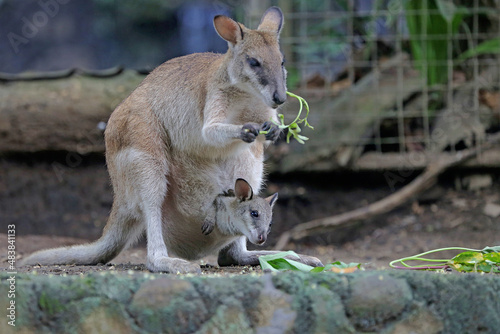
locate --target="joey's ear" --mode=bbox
[265,193,278,209]
[235,178,253,201]
[257,6,283,35]
[213,15,244,46]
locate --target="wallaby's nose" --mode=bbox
[273,91,286,106]
[257,234,266,245]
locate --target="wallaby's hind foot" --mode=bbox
[217,237,324,268]
[147,256,201,274]
[218,250,323,268]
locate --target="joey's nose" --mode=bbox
[273,91,286,106]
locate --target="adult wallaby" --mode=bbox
[21,7,322,273]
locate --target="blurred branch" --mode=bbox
[275,132,500,250]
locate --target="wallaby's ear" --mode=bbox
[213,15,244,46]
[257,6,283,35]
[265,193,279,209]
[235,178,253,201]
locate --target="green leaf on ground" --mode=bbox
[311,261,362,273]
[259,252,361,273]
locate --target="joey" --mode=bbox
[201,178,278,246]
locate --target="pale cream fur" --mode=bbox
[20,7,322,273]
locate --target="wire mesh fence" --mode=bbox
[244,0,500,169]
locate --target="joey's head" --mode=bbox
[231,178,278,245]
[213,7,287,109]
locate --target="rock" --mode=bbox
[80,306,136,334]
[249,275,296,333]
[308,286,356,334]
[451,198,468,210]
[3,271,500,333]
[458,174,493,191]
[383,307,443,334]
[196,298,254,334]
[483,202,500,218]
[130,277,209,333]
[345,274,412,331]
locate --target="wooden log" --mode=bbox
[0,71,145,154]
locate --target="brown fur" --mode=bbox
[20,7,322,273]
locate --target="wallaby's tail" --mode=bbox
[20,216,142,266]
[20,235,122,266]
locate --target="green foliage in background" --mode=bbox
[405,0,467,86]
[457,38,500,62]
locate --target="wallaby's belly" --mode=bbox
[164,213,239,260]
[160,152,259,260]
[161,194,238,260]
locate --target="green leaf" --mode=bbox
[457,39,500,62]
[331,261,362,269]
[435,0,456,23]
[447,250,500,272]
[449,251,484,264]
[311,261,361,273]
[483,253,500,265]
[259,251,313,272]
[405,0,466,85]
[266,258,300,271]
[296,135,309,142]
[482,246,500,253]
[476,263,498,273]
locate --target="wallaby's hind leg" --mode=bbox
[218,237,323,268]
[116,148,200,274]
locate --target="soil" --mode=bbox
[1,165,499,276]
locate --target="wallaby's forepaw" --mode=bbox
[261,121,281,142]
[201,219,215,235]
[240,123,260,143]
[147,256,201,274]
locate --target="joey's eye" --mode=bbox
[248,57,260,67]
[250,210,259,218]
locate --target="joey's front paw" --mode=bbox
[261,121,281,142]
[147,257,201,274]
[201,219,215,235]
[240,123,260,143]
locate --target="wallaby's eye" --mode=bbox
[281,57,285,66]
[250,210,259,218]
[248,57,260,68]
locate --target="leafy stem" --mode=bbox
[390,246,500,273]
[260,91,314,144]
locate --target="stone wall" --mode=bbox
[1,270,499,333]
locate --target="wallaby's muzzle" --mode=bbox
[272,90,286,106]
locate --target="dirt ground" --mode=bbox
[1,171,499,276]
